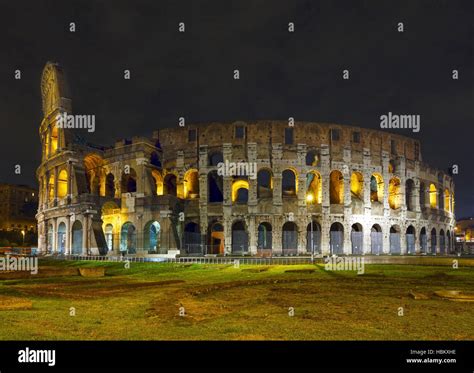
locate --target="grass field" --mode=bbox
[0,259,473,340]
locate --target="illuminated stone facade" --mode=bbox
[36,62,456,256]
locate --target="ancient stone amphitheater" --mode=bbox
[36,62,456,257]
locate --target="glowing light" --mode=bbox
[306,193,314,203]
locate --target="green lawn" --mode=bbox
[0,259,473,340]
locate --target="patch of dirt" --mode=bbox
[188,278,313,296]
[284,269,316,273]
[16,280,185,299]
[0,267,79,279]
[79,267,105,277]
[0,295,32,310]
[241,267,270,273]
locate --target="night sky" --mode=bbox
[0,0,472,217]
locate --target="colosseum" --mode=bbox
[36,62,456,257]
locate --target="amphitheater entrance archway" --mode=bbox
[439,229,446,255]
[184,222,201,255]
[330,222,344,255]
[306,221,321,255]
[389,225,401,254]
[120,222,136,254]
[351,223,363,255]
[371,224,383,255]
[282,222,298,255]
[257,222,272,255]
[72,220,83,255]
[420,227,427,253]
[406,225,416,254]
[208,222,224,255]
[57,222,66,254]
[232,221,248,254]
[144,221,161,253]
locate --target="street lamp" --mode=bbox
[21,230,25,247]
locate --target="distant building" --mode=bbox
[455,218,474,253]
[0,184,38,232]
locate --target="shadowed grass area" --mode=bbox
[0,259,473,340]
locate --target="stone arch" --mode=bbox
[330,222,344,255]
[144,221,161,253]
[209,151,223,167]
[388,177,401,209]
[439,229,446,254]
[282,169,297,197]
[350,172,364,201]
[208,170,223,202]
[444,189,451,212]
[371,224,383,254]
[351,223,363,254]
[370,173,384,203]
[57,222,66,254]
[306,171,322,204]
[330,170,344,204]
[420,227,427,253]
[151,169,163,196]
[150,151,161,167]
[406,225,416,254]
[257,222,272,252]
[163,173,177,196]
[84,153,104,195]
[183,222,200,253]
[257,168,273,198]
[306,220,321,254]
[282,221,298,255]
[389,225,401,254]
[305,150,319,167]
[429,184,437,208]
[121,168,137,194]
[120,222,136,254]
[104,223,113,252]
[105,173,115,198]
[48,174,55,202]
[405,179,416,211]
[231,220,248,253]
[71,220,83,255]
[57,169,68,198]
[232,178,249,203]
[208,222,224,254]
[184,169,199,199]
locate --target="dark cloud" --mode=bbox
[0,0,472,216]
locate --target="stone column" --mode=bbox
[272,215,283,255]
[247,143,258,206]
[248,216,257,254]
[272,144,283,206]
[320,144,330,255]
[363,148,372,215]
[382,151,390,216]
